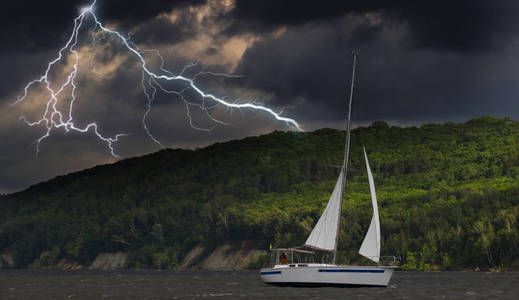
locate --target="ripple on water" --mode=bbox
[0,270,518,299]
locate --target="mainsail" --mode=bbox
[304,170,345,251]
[358,148,381,262]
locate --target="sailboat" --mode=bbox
[260,52,396,287]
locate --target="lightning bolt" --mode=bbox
[12,0,302,157]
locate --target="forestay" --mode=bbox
[304,169,344,251]
[359,148,381,262]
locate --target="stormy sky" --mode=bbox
[1,0,519,193]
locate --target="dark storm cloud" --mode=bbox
[235,15,519,125]
[0,52,56,103]
[131,16,194,46]
[230,0,519,53]
[3,0,519,193]
[234,16,388,117]
[0,0,202,54]
[96,0,203,25]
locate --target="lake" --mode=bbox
[1,270,517,299]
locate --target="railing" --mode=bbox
[379,256,401,266]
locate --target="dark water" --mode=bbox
[1,270,517,299]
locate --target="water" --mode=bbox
[1,270,517,299]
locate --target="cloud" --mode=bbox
[230,0,519,54]
[2,0,519,193]
[0,0,203,54]
[128,0,259,72]
[234,13,519,124]
[0,14,290,192]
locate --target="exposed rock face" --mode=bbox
[180,245,205,269]
[199,245,266,270]
[0,249,15,269]
[200,245,234,269]
[90,252,128,270]
[55,259,82,270]
[31,247,60,268]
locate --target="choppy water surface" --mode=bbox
[1,270,517,299]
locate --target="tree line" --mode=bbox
[1,116,518,270]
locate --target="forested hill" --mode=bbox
[1,116,519,270]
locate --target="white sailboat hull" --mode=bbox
[260,264,394,287]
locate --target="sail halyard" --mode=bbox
[332,51,357,264]
[303,52,357,262]
[304,52,357,264]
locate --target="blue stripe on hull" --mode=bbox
[260,271,282,275]
[318,269,384,273]
[266,282,388,288]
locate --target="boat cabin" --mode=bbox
[266,247,343,268]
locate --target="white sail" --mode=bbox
[359,148,381,262]
[304,169,344,251]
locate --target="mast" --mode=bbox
[333,51,357,264]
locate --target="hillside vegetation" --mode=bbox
[1,116,519,270]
